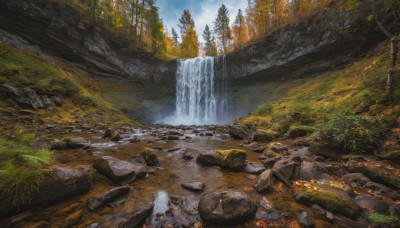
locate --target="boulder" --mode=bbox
[0,165,96,217]
[118,203,154,228]
[50,137,85,150]
[167,135,179,140]
[181,182,205,192]
[198,191,256,225]
[297,162,327,181]
[228,125,252,140]
[270,143,288,154]
[288,125,315,139]
[197,149,247,171]
[292,138,310,148]
[88,185,130,211]
[295,183,359,219]
[253,130,276,142]
[289,148,312,159]
[102,128,113,138]
[254,169,273,193]
[244,143,266,153]
[0,85,44,109]
[244,162,266,174]
[110,134,122,142]
[93,156,145,184]
[297,211,315,228]
[262,156,282,169]
[140,147,160,167]
[342,173,371,186]
[347,160,400,189]
[273,155,302,186]
[216,149,247,170]
[51,96,62,106]
[354,194,394,215]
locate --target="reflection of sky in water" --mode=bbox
[151,190,169,223]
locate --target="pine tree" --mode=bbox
[214,4,230,54]
[233,9,247,49]
[202,25,215,56]
[178,10,195,35]
[171,28,179,46]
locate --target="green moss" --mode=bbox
[254,103,273,116]
[216,149,246,160]
[379,151,400,162]
[288,125,315,138]
[369,213,399,224]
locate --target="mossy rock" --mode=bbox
[295,185,359,219]
[140,147,160,167]
[288,125,315,139]
[216,149,247,170]
[253,129,277,142]
[347,160,400,189]
[309,142,339,159]
[379,150,400,163]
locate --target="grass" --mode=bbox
[0,130,52,207]
[238,43,400,154]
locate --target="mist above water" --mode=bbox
[163,56,229,125]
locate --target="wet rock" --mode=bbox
[198,191,256,225]
[354,194,394,215]
[270,143,288,154]
[167,135,179,140]
[228,125,252,140]
[102,128,113,138]
[292,138,310,148]
[129,137,140,143]
[297,162,327,181]
[295,184,359,219]
[197,149,247,171]
[181,182,205,192]
[257,197,275,211]
[5,211,33,226]
[297,210,315,228]
[88,185,130,211]
[244,162,266,174]
[216,149,247,170]
[183,152,195,160]
[312,156,324,162]
[347,160,400,189]
[262,156,282,169]
[50,137,85,150]
[196,151,221,166]
[342,173,371,186]
[311,204,326,216]
[93,156,145,184]
[110,133,122,142]
[140,147,160,167]
[244,143,266,153]
[253,130,276,142]
[205,132,213,136]
[130,155,146,164]
[254,169,273,193]
[273,155,302,186]
[258,155,268,160]
[289,147,312,159]
[119,203,154,228]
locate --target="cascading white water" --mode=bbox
[165,56,228,125]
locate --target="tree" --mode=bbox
[214,4,230,54]
[233,9,247,49]
[202,25,216,56]
[180,25,199,58]
[171,28,179,46]
[178,10,195,35]
[357,0,399,104]
[149,4,164,55]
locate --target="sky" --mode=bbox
[156,0,248,43]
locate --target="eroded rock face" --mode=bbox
[198,191,256,225]
[0,85,52,110]
[93,156,145,184]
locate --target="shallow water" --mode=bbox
[3,126,337,227]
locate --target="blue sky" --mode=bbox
[156,0,248,43]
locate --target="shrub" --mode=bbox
[272,112,292,134]
[254,103,273,116]
[312,113,389,154]
[288,102,315,125]
[0,131,52,206]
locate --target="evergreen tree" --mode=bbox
[233,9,247,49]
[171,28,179,46]
[214,4,230,54]
[202,25,215,56]
[178,10,195,35]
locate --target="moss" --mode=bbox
[369,213,399,224]
[216,149,246,160]
[298,187,357,218]
[379,150,400,163]
[288,125,315,138]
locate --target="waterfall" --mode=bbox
[166,56,228,125]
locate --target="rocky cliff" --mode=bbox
[226,2,385,85]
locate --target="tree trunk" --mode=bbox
[139,0,144,46]
[387,36,398,104]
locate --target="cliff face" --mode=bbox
[226,2,385,85]
[0,0,176,86]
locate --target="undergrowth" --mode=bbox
[0,130,52,207]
